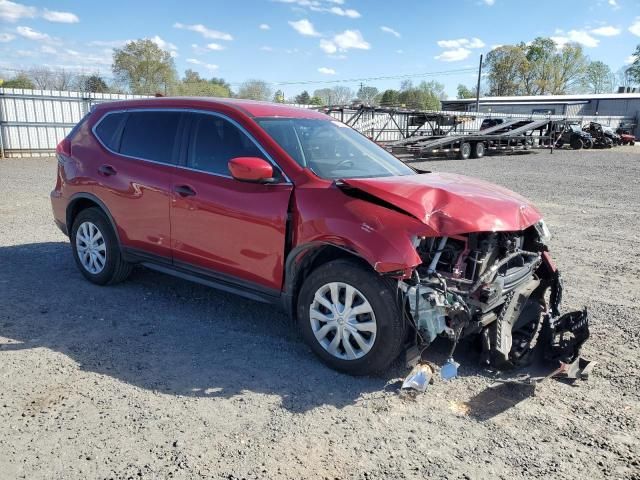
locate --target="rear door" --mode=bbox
[92,110,184,260]
[170,112,293,292]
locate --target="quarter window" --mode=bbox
[94,112,125,151]
[119,111,182,164]
[188,114,265,176]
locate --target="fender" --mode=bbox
[66,192,122,246]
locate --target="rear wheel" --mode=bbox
[297,259,405,375]
[471,142,485,159]
[458,142,471,160]
[570,137,584,150]
[71,207,132,285]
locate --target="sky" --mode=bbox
[0,0,639,98]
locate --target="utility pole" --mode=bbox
[475,54,483,113]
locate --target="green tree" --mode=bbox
[356,85,379,105]
[273,89,285,103]
[313,88,334,105]
[236,79,272,101]
[582,60,614,94]
[485,45,528,96]
[2,73,35,89]
[379,89,400,106]
[310,95,323,106]
[174,69,231,97]
[295,90,311,104]
[456,84,477,99]
[112,39,177,95]
[77,74,109,93]
[397,80,444,110]
[627,44,640,85]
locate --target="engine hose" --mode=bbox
[469,250,540,294]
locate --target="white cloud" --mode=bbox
[608,0,620,10]
[380,26,400,38]
[552,29,599,48]
[483,0,495,5]
[149,35,178,56]
[396,49,403,54]
[319,30,370,54]
[206,42,225,51]
[186,58,219,71]
[42,9,79,23]
[318,66,336,75]
[437,37,485,49]
[435,47,472,62]
[630,18,640,37]
[333,29,370,50]
[319,38,337,53]
[288,19,320,36]
[173,23,233,41]
[259,23,270,30]
[0,0,36,22]
[260,45,273,51]
[0,32,15,42]
[16,25,53,42]
[88,39,129,48]
[40,44,56,54]
[328,6,360,17]
[590,25,620,37]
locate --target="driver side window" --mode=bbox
[188,113,265,176]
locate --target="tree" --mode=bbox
[627,44,640,85]
[236,79,272,101]
[548,43,588,94]
[273,89,285,103]
[379,89,400,106]
[76,74,109,93]
[294,90,311,104]
[330,86,353,105]
[485,45,528,96]
[582,61,614,94]
[356,85,379,105]
[26,67,77,91]
[312,88,334,105]
[2,73,35,89]
[173,69,231,97]
[456,84,477,99]
[310,95,323,106]
[112,39,177,95]
[397,80,444,110]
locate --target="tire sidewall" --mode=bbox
[71,208,121,285]
[296,260,404,375]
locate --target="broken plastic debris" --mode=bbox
[401,363,434,393]
[441,357,460,380]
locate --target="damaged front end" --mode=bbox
[400,221,589,371]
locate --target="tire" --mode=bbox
[555,139,564,148]
[296,259,405,375]
[604,138,613,149]
[584,138,593,149]
[631,141,636,146]
[458,142,471,160]
[570,137,583,150]
[471,142,485,159]
[71,207,132,285]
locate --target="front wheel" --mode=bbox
[297,259,405,375]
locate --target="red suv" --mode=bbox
[51,98,584,375]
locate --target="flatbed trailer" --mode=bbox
[390,118,555,159]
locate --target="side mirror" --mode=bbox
[228,157,275,183]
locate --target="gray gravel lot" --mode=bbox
[1,148,639,479]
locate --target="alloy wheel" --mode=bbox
[75,221,107,274]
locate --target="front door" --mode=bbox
[170,112,293,292]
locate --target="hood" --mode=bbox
[339,172,542,236]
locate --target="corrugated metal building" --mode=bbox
[442,93,640,135]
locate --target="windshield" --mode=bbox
[256,118,415,179]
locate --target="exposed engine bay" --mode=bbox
[400,221,589,370]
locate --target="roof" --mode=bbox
[93,96,330,119]
[443,93,640,103]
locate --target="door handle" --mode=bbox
[174,185,196,197]
[98,165,117,176]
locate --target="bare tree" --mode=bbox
[330,86,353,105]
[236,79,272,101]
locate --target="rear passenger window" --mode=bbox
[119,111,181,164]
[94,112,124,151]
[188,114,264,175]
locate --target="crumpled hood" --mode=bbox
[340,172,542,235]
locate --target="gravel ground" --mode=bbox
[0,148,639,480]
